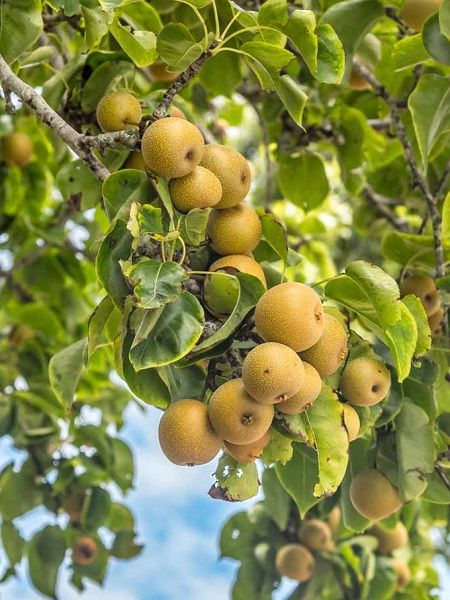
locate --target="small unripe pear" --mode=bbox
[200,144,251,209]
[225,430,271,463]
[298,519,333,551]
[169,166,222,213]
[428,306,444,337]
[340,357,391,407]
[3,132,33,167]
[400,274,440,317]
[275,544,315,582]
[277,362,322,415]
[208,203,262,256]
[149,62,180,82]
[350,469,402,521]
[96,92,142,132]
[342,404,360,442]
[370,522,408,554]
[300,313,348,377]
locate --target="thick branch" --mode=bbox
[363,187,408,231]
[354,61,446,279]
[0,53,110,182]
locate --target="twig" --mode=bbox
[384,7,414,36]
[1,82,15,115]
[362,187,409,231]
[435,465,450,492]
[354,61,446,279]
[0,53,110,182]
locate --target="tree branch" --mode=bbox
[354,61,446,279]
[363,186,409,231]
[0,53,110,182]
[435,465,450,492]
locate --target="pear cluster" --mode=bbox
[400,273,444,337]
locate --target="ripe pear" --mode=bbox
[149,62,180,82]
[349,63,371,91]
[298,519,333,551]
[400,274,440,317]
[158,399,222,465]
[327,506,341,533]
[300,314,348,377]
[342,404,360,442]
[208,203,262,256]
[141,118,204,178]
[72,536,98,565]
[349,468,402,521]
[3,132,33,167]
[275,544,315,582]
[124,151,146,171]
[340,357,391,407]
[400,0,442,31]
[207,379,274,445]
[370,522,408,555]
[169,166,222,213]
[428,306,444,336]
[242,342,305,404]
[254,282,325,352]
[224,430,271,463]
[204,255,266,315]
[96,92,142,132]
[277,362,322,415]
[170,106,186,119]
[390,558,410,589]
[200,144,251,209]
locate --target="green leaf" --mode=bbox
[130,292,204,369]
[258,0,289,28]
[422,13,450,65]
[109,18,157,67]
[210,454,259,502]
[199,52,242,96]
[28,526,66,600]
[382,230,450,266]
[179,208,211,246]
[111,531,143,559]
[385,301,418,383]
[56,160,102,210]
[400,295,431,357]
[82,6,109,51]
[273,75,308,127]
[107,503,135,532]
[278,153,329,211]
[441,0,450,39]
[88,296,116,359]
[262,428,293,465]
[102,169,150,221]
[220,512,257,561]
[157,23,203,71]
[392,34,429,71]
[258,211,288,263]
[261,468,290,530]
[96,220,133,308]
[409,72,450,170]
[316,24,345,84]
[1,522,25,566]
[81,487,111,530]
[110,438,134,491]
[125,259,186,309]
[305,385,349,497]
[240,41,293,73]
[396,402,436,501]
[49,340,86,407]
[276,444,321,518]
[117,1,163,33]
[0,0,43,64]
[0,466,43,520]
[284,10,317,74]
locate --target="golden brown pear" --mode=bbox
[149,62,180,82]
[428,306,444,336]
[298,519,333,551]
[370,522,408,554]
[169,166,222,213]
[96,92,142,132]
[242,342,305,404]
[340,357,391,407]
[3,132,34,167]
[254,282,325,352]
[275,544,315,582]
[327,506,341,533]
[224,430,271,463]
[141,118,204,179]
[349,469,402,521]
[277,362,322,415]
[207,379,274,445]
[200,144,251,209]
[342,404,360,442]
[400,274,440,317]
[72,537,98,565]
[208,203,262,256]
[209,255,266,287]
[300,314,348,377]
[400,0,443,31]
[391,558,411,589]
[158,399,222,465]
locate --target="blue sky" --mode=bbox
[0,399,448,600]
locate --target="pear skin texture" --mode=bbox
[169,166,222,213]
[342,404,360,442]
[298,519,333,551]
[149,62,180,82]
[277,362,322,415]
[350,469,402,521]
[200,144,251,209]
[400,0,442,31]
[124,151,146,171]
[208,203,262,256]
[340,357,391,407]
[141,118,204,178]
[207,379,274,445]
[370,522,408,555]
[73,537,98,565]
[158,399,222,465]
[3,132,33,167]
[428,306,444,336]
[275,544,315,582]
[242,342,305,404]
[170,106,186,119]
[96,92,142,132]
[391,558,411,589]
[224,430,271,463]
[400,274,440,317]
[254,282,325,352]
[300,313,348,377]
[205,255,266,315]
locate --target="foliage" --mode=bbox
[0,0,449,599]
